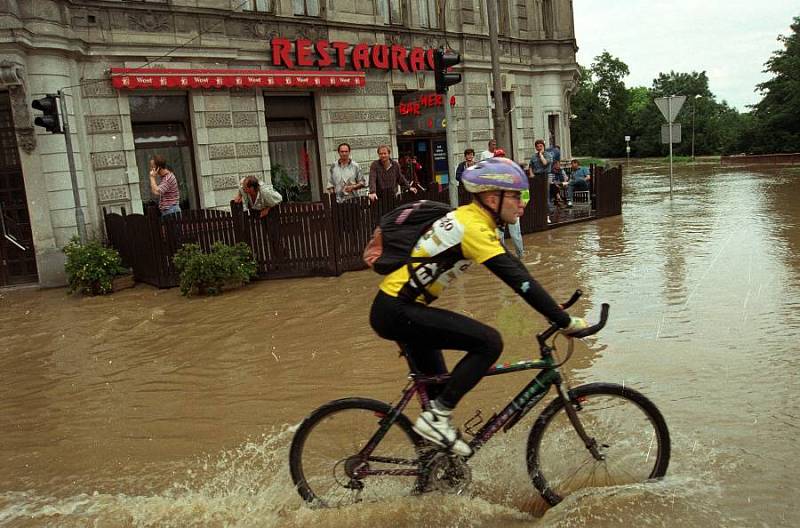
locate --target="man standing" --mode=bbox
[567,159,591,207]
[479,138,497,161]
[368,144,417,201]
[327,142,366,203]
[148,154,180,217]
[455,148,476,183]
[528,139,553,219]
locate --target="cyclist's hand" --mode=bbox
[562,316,588,337]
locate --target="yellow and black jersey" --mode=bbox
[378,201,571,327]
[380,202,504,303]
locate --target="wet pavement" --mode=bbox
[1,159,798,527]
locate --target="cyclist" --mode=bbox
[369,157,587,457]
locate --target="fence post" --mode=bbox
[324,193,341,275]
[145,205,169,287]
[230,200,249,246]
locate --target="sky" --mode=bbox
[573,1,797,112]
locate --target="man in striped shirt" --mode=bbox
[148,154,181,216]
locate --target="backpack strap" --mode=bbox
[406,258,441,304]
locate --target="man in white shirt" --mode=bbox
[327,142,366,202]
[479,138,497,161]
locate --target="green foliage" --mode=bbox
[750,16,800,153]
[271,163,311,203]
[172,242,258,296]
[63,237,127,295]
[571,15,799,158]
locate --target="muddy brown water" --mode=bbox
[1,160,798,527]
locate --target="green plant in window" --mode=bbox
[271,163,308,202]
[63,237,127,295]
[173,242,258,296]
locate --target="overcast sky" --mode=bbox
[573,1,797,112]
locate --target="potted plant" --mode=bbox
[172,242,258,296]
[63,237,128,295]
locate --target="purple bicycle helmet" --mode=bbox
[460,157,528,194]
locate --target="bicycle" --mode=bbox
[289,291,671,508]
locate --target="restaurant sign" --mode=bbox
[110,68,365,90]
[271,38,435,73]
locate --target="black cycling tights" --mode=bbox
[370,291,503,410]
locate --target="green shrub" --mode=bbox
[63,237,127,295]
[173,242,258,296]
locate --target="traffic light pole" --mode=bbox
[443,95,459,208]
[58,90,87,243]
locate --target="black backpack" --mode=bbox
[363,200,452,275]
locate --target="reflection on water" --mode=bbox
[1,161,799,527]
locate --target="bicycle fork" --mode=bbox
[556,383,605,461]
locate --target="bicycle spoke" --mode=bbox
[290,399,422,507]
[527,384,670,505]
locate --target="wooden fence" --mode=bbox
[104,164,622,288]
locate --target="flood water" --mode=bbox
[1,160,799,527]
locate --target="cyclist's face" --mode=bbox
[500,191,526,224]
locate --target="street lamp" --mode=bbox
[691,94,702,161]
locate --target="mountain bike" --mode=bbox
[289,291,670,507]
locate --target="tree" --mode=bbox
[570,52,631,157]
[750,15,800,153]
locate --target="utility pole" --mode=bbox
[58,90,87,243]
[486,0,508,150]
[691,94,701,162]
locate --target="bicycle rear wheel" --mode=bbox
[289,397,425,507]
[526,383,670,505]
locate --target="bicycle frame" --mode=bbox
[351,353,565,480]
[353,293,609,479]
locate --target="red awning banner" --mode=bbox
[109,68,366,90]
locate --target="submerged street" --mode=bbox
[1,160,798,527]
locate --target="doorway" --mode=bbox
[0,91,37,286]
[129,96,200,211]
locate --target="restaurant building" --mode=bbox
[0,0,580,286]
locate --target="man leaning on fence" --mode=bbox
[233,176,283,218]
[368,144,417,202]
[327,142,367,203]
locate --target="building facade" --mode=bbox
[0,0,579,287]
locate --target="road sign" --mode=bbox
[661,123,682,143]
[624,135,630,142]
[655,95,686,122]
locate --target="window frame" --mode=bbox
[293,0,321,17]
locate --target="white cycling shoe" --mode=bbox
[413,405,473,457]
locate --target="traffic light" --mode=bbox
[31,94,62,134]
[434,48,461,94]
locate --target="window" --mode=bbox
[418,0,439,28]
[264,95,321,202]
[241,0,273,12]
[377,0,404,25]
[293,0,320,16]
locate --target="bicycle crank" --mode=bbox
[422,452,472,495]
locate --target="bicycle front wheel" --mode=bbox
[526,383,670,505]
[289,397,425,507]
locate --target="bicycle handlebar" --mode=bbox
[559,289,582,310]
[566,303,609,339]
[538,291,609,343]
